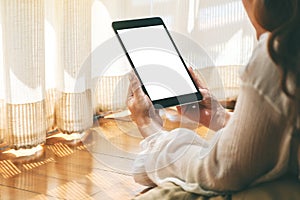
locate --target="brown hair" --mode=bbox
[255,0,300,99]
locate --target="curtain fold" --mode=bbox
[0,11,4,144]
[0,0,93,148]
[0,0,46,149]
[52,0,93,133]
[95,74,129,112]
[0,100,5,144]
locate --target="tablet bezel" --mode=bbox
[112,17,202,109]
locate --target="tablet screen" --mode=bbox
[113,17,202,108]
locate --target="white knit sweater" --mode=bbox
[132,33,300,195]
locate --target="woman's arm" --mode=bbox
[139,83,287,192]
[190,84,286,191]
[128,67,287,193]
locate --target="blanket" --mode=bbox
[133,176,300,200]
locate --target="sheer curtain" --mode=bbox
[45,0,93,133]
[0,0,46,149]
[0,0,256,149]
[0,0,93,149]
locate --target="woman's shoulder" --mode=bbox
[239,32,296,118]
[240,32,280,92]
[240,32,274,81]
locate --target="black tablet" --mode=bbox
[112,17,202,109]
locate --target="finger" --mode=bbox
[129,71,144,96]
[176,106,182,114]
[188,67,207,89]
[127,72,134,100]
[188,67,201,87]
[199,88,209,95]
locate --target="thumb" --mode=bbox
[129,72,144,96]
[176,106,182,114]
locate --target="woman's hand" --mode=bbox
[127,72,163,138]
[177,68,230,131]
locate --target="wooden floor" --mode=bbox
[0,109,210,200]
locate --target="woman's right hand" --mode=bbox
[177,68,230,131]
[127,72,163,138]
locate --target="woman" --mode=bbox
[127,0,300,196]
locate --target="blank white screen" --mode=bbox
[118,25,197,101]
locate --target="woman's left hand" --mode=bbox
[177,68,230,131]
[127,72,163,138]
